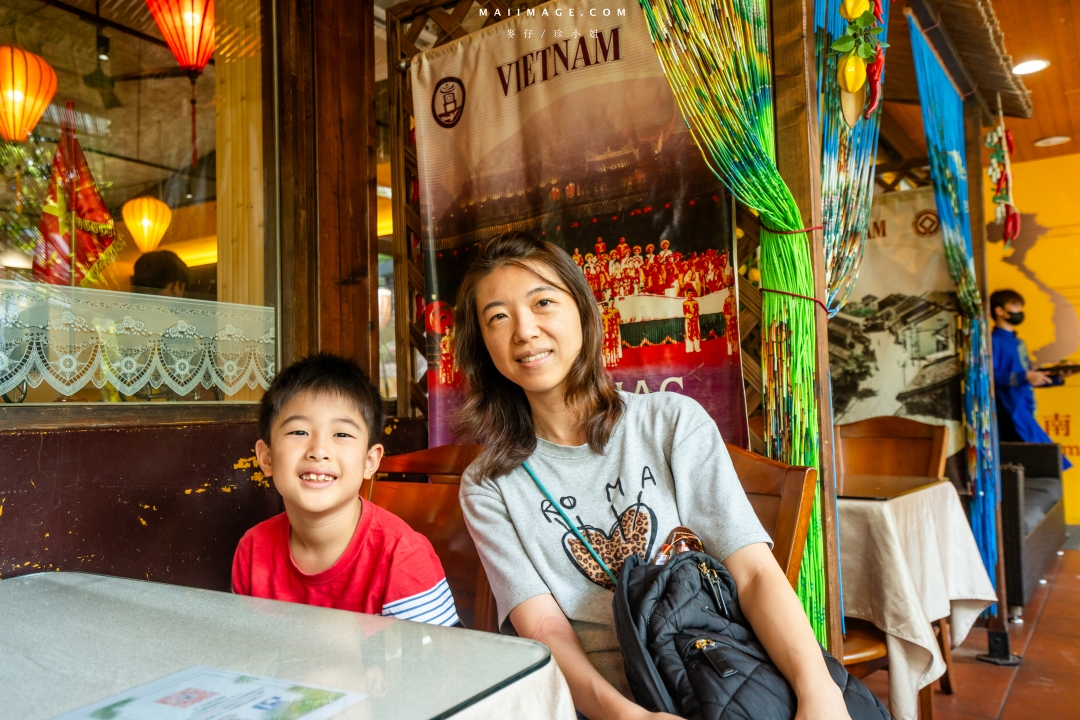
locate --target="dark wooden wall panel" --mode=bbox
[0,423,279,591]
[0,418,428,590]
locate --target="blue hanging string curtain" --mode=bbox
[816,0,889,316]
[908,14,1001,591]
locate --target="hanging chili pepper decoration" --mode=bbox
[985,94,1020,247]
[830,2,889,126]
[863,45,885,119]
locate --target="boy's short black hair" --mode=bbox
[259,353,385,446]
[132,250,190,291]
[990,289,1024,313]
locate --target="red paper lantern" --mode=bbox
[145,0,215,72]
[0,47,57,142]
[145,0,215,167]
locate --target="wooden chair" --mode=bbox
[726,444,817,589]
[836,417,952,718]
[361,444,498,632]
[369,444,819,636]
[377,444,482,483]
[835,416,948,484]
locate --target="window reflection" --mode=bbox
[0,0,273,404]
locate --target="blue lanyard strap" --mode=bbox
[522,460,619,587]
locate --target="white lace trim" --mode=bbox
[0,280,275,398]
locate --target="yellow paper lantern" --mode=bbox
[122,196,173,253]
[0,47,58,142]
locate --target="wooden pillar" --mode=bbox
[216,0,266,311]
[275,0,380,373]
[965,97,989,302]
[770,0,844,654]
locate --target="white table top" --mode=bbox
[839,480,996,720]
[0,572,552,720]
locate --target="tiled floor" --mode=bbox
[859,550,1080,719]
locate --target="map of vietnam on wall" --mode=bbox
[411,0,748,447]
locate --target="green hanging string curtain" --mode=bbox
[817,0,889,315]
[638,0,827,642]
[908,14,1000,585]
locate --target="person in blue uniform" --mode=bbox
[990,289,1072,469]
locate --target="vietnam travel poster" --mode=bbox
[411,0,747,448]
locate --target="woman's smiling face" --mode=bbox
[474,262,584,399]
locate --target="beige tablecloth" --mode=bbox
[839,481,997,720]
[453,655,576,719]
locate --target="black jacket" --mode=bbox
[613,552,890,720]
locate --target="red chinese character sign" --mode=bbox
[411,2,748,447]
[33,102,119,286]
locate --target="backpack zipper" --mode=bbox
[698,562,730,618]
[693,638,738,678]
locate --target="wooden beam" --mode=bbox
[770,0,843,655]
[314,0,381,375]
[275,0,380,373]
[906,0,993,121]
[879,106,925,161]
[275,0,319,364]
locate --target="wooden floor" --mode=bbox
[860,550,1080,719]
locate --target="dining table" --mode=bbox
[0,572,576,720]
[839,478,998,720]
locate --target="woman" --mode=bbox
[455,233,850,720]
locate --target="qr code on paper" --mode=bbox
[155,687,218,709]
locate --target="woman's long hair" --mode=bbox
[450,232,624,478]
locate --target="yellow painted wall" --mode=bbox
[985,152,1080,523]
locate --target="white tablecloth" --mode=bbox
[453,657,576,719]
[839,481,997,720]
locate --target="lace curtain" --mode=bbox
[1,280,275,399]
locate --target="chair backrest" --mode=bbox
[376,444,482,483]
[726,444,818,590]
[362,444,497,632]
[835,416,948,482]
[368,442,816,631]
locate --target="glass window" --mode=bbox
[0,0,274,404]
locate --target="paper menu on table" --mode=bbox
[53,666,368,720]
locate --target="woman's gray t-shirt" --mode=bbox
[459,390,772,690]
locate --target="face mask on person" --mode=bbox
[1007,311,1024,326]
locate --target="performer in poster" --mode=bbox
[439,325,458,385]
[572,248,584,268]
[658,238,673,258]
[624,245,644,295]
[723,289,739,355]
[583,253,603,301]
[601,300,623,367]
[684,288,702,353]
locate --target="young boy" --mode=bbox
[990,289,1072,469]
[232,353,460,625]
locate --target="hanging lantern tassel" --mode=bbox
[189,71,199,168]
[144,0,216,169]
[15,165,22,214]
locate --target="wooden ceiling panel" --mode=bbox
[989,0,1080,161]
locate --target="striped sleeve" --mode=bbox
[381,578,460,626]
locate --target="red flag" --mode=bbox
[34,101,121,286]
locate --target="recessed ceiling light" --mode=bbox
[1013,59,1050,75]
[1034,135,1071,147]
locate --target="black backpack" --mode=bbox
[613,551,891,720]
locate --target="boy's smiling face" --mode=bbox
[255,390,384,518]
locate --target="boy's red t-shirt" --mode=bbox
[231,502,459,626]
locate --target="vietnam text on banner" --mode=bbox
[411,1,748,447]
